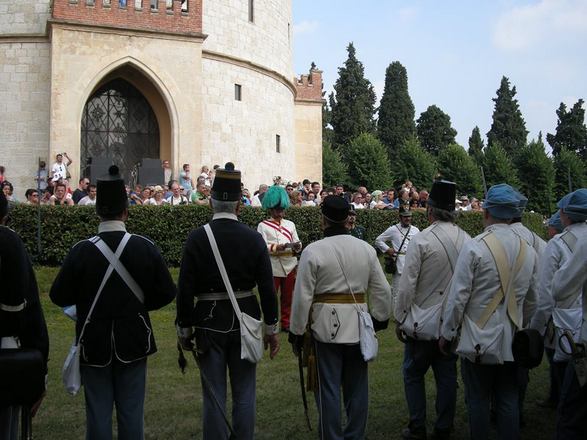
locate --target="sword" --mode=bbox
[177,341,237,439]
[298,352,312,431]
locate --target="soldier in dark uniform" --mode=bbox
[0,191,49,440]
[50,166,176,440]
[176,163,279,440]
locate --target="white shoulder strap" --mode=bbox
[204,224,243,319]
[79,233,132,343]
[92,233,145,304]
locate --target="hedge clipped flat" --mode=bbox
[8,205,546,266]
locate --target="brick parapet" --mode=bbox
[294,69,323,103]
[51,0,203,36]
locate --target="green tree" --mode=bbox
[437,143,482,197]
[487,76,528,156]
[553,147,587,200]
[482,141,520,188]
[391,136,437,190]
[339,133,393,190]
[416,105,457,155]
[547,100,587,160]
[515,135,555,214]
[468,126,485,166]
[330,43,376,148]
[377,61,416,158]
[322,141,349,188]
[322,99,334,146]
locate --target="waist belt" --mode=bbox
[198,291,254,301]
[313,293,365,304]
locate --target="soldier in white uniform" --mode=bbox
[440,183,539,440]
[510,193,547,258]
[257,185,302,331]
[375,206,419,309]
[549,188,587,440]
[289,196,391,440]
[394,180,469,440]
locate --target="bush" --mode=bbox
[7,205,546,266]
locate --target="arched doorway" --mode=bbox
[81,78,160,183]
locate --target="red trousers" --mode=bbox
[273,270,296,330]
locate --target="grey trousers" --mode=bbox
[198,331,257,440]
[314,341,368,440]
[0,406,19,440]
[81,358,147,440]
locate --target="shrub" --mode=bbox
[7,205,546,266]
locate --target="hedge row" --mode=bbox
[7,205,547,266]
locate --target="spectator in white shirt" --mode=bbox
[50,153,72,183]
[166,182,189,205]
[78,184,97,206]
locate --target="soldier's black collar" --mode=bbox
[324,225,350,237]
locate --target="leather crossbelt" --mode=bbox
[313,293,365,304]
[198,291,254,301]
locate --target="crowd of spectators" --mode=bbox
[0,158,484,215]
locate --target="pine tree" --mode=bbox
[391,136,437,190]
[416,105,457,156]
[322,99,334,146]
[377,61,416,159]
[482,141,520,188]
[487,76,528,156]
[437,143,482,197]
[547,100,587,160]
[330,43,376,148]
[514,135,555,214]
[553,148,587,200]
[339,133,393,190]
[468,126,485,167]
[322,141,349,188]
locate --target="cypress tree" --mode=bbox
[487,76,528,156]
[468,126,485,167]
[322,141,349,188]
[330,43,376,149]
[437,143,482,197]
[553,148,587,200]
[377,61,416,159]
[547,100,587,160]
[391,136,437,190]
[416,105,457,156]
[340,133,393,190]
[515,135,555,214]
[483,141,520,188]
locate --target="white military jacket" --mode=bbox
[290,233,391,344]
[529,222,585,336]
[394,221,470,323]
[441,223,539,362]
[374,223,420,274]
[551,232,587,344]
[510,222,547,261]
[257,218,300,277]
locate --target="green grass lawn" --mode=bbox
[33,267,555,439]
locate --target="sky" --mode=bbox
[292,0,587,151]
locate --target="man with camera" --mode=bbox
[375,206,419,308]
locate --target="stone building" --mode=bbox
[0,0,322,196]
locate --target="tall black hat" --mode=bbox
[96,165,127,217]
[321,195,350,223]
[211,162,241,201]
[428,180,457,211]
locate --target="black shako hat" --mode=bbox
[96,165,127,217]
[321,195,350,224]
[428,180,457,211]
[211,162,241,201]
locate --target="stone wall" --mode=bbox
[49,24,204,186]
[294,102,322,184]
[202,0,293,80]
[201,57,295,190]
[0,1,51,35]
[0,41,51,196]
